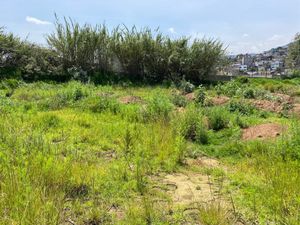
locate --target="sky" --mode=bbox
[1,0,300,54]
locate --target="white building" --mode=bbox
[239,65,248,71]
[270,61,283,71]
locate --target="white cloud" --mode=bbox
[26,16,52,25]
[168,27,176,34]
[242,33,249,38]
[268,34,283,41]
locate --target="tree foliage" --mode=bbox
[287,33,300,70]
[1,17,226,83]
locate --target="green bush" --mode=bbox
[234,115,249,128]
[1,17,226,84]
[208,107,230,131]
[179,79,195,94]
[243,88,255,99]
[89,96,120,114]
[179,106,208,144]
[170,92,187,107]
[215,81,242,97]
[291,69,300,78]
[235,76,249,84]
[0,79,21,90]
[144,93,173,121]
[195,85,206,105]
[228,100,255,115]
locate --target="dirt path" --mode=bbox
[163,172,218,205]
[160,157,226,206]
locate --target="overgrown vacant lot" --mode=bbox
[1,77,300,224]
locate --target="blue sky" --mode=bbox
[1,0,300,54]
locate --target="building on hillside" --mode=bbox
[270,60,284,71]
[239,64,248,71]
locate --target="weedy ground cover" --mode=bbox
[0,78,300,224]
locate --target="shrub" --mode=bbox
[73,87,85,101]
[291,69,300,78]
[179,79,195,94]
[89,96,120,114]
[243,88,255,99]
[170,92,187,107]
[0,79,21,90]
[196,125,209,145]
[235,76,249,84]
[195,85,206,105]
[144,92,173,121]
[228,100,255,115]
[208,107,230,131]
[215,81,242,97]
[179,106,208,144]
[234,115,248,128]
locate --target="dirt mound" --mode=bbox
[119,95,143,104]
[242,123,284,140]
[291,104,300,116]
[211,96,230,106]
[185,92,196,101]
[273,93,293,103]
[251,99,282,113]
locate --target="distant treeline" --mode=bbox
[0,17,227,84]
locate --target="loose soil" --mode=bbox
[291,103,300,116]
[273,93,293,103]
[160,157,225,206]
[186,156,220,168]
[185,93,196,101]
[242,123,285,141]
[162,172,218,205]
[251,99,282,113]
[211,96,230,106]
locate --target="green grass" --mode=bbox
[1,78,300,224]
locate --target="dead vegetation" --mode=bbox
[118,95,143,104]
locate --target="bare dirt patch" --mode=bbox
[119,95,143,104]
[242,123,285,141]
[159,157,226,207]
[185,92,196,101]
[273,93,293,103]
[162,172,218,205]
[186,156,220,168]
[211,96,230,106]
[251,99,282,113]
[291,103,300,116]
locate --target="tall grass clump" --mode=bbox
[2,16,226,83]
[207,107,230,131]
[47,16,112,80]
[179,105,209,144]
[142,92,173,122]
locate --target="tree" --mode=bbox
[286,33,300,70]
